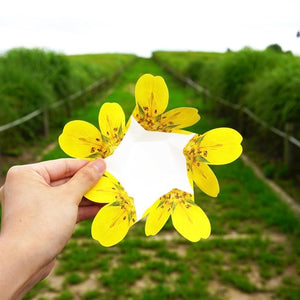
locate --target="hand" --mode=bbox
[0,158,106,299]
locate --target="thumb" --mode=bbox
[63,159,106,205]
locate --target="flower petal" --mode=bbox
[186,164,195,190]
[172,201,211,242]
[200,128,243,165]
[141,205,152,219]
[145,198,172,236]
[91,203,131,247]
[58,120,103,159]
[98,102,126,143]
[84,172,122,203]
[192,163,219,197]
[135,74,169,118]
[160,107,200,133]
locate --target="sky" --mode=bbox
[0,0,299,57]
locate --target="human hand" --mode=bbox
[0,158,106,299]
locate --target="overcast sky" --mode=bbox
[1,0,299,57]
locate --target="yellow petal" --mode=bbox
[91,204,131,247]
[98,102,125,141]
[145,198,172,236]
[141,205,152,219]
[132,105,142,122]
[171,129,194,134]
[125,117,131,132]
[192,163,219,197]
[58,120,103,159]
[172,201,211,242]
[160,107,200,132]
[186,162,195,191]
[200,128,243,165]
[135,74,169,118]
[84,172,122,203]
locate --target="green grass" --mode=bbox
[68,53,136,79]
[81,290,101,300]
[21,57,300,300]
[55,290,73,300]
[63,273,84,285]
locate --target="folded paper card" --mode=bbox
[105,116,194,220]
[59,73,243,247]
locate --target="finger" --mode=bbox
[50,176,72,187]
[63,159,106,205]
[32,159,90,183]
[77,204,105,223]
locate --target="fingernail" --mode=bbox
[91,159,106,173]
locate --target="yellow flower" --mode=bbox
[145,189,211,242]
[184,128,243,197]
[57,73,243,246]
[59,102,127,159]
[85,172,136,247]
[133,74,200,133]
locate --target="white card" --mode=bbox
[105,117,194,219]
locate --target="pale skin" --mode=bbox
[0,158,106,300]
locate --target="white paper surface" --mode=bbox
[105,117,194,220]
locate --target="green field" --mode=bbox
[20,57,300,300]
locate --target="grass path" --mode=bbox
[26,58,300,300]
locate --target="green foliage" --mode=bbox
[263,163,291,179]
[245,57,300,129]
[212,48,282,101]
[0,48,70,118]
[263,164,277,179]
[0,48,136,154]
[266,43,283,53]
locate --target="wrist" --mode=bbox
[0,234,41,299]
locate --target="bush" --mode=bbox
[0,48,136,154]
[266,44,283,53]
[0,49,76,128]
[213,48,284,102]
[0,49,73,152]
[154,49,299,132]
[244,57,300,130]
